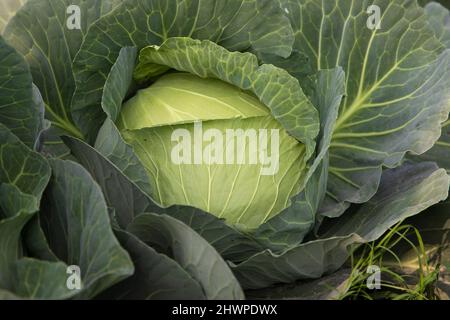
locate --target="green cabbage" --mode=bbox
[119,73,306,230]
[0,0,449,301]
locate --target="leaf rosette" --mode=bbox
[0,0,449,299]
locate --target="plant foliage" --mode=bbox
[0,0,448,299]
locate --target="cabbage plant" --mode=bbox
[0,0,449,299]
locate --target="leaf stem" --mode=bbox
[45,104,84,140]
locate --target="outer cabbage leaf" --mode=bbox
[90,47,154,196]
[63,135,161,229]
[318,164,449,239]
[102,47,138,122]
[13,258,74,300]
[420,0,450,10]
[0,184,37,220]
[280,0,450,212]
[231,162,449,289]
[128,213,245,299]
[413,2,450,174]
[95,119,154,197]
[424,2,450,48]
[39,159,134,298]
[0,0,26,33]
[255,49,313,81]
[22,215,58,262]
[253,67,345,249]
[246,268,351,300]
[0,184,67,301]
[0,124,50,216]
[0,212,34,290]
[3,0,122,146]
[40,126,75,160]
[0,124,50,292]
[0,36,44,149]
[98,230,206,300]
[72,0,295,141]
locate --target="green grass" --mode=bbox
[338,222,443,300]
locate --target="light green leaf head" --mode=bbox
[118,38,319,231]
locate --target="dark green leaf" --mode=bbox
[246,268,351,300]
[0,211,33,290]
[254,68,345,249]
[0,184,37,218]
[128,213,245,299]
[0,36,43,148]
[99,230,206,300]
[320,163,449,239]
[40,159,134,298]
[63,135,160,229]
[232,162,449,289]
[95,119,153,196]
[14,258,74,299]
[0,124,50,216]
[23,215,58,262]
[4,0,122,141]
[424,2,450,48]
[101,47,137,122]
[413,2,450,174]
[282,0,450,210]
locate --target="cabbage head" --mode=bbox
[118,72,309,230]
